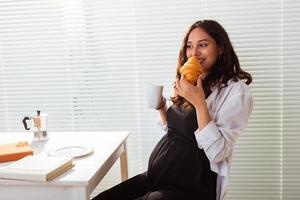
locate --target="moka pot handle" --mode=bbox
[22,117,31,130]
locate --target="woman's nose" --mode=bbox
[192,47,199,56]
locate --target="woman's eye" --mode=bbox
[198,43,208,48]
[186,45,192,49]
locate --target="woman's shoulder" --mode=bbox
[225,78,252,96]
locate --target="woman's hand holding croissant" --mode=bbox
[174,75,206,108]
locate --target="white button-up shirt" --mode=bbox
[158,79,253,200]
[194,79,253,200]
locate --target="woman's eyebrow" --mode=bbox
[187,39,209,44]
[197,39,209,42]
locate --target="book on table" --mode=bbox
[0,154,74,181]
[0,141,33,163]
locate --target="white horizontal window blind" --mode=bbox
[0,0,72,129]
[283,0,300,199]
[206,1,282,199]
[81,0,142,192]
[0,0,141,192]
[0,0,299,199]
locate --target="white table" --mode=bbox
[0,131,130,200]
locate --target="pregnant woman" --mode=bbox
[93,19,253,200]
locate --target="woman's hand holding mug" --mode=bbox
[146,83,166,110]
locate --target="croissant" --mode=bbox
[179,56,202,85]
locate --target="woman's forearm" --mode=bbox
[158,104,168,125]
[195,99,211,129]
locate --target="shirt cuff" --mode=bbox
[194,120,222,149]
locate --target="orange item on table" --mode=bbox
[0,141,33,163]
[180,56,203,85]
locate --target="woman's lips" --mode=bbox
[199,58,205,65]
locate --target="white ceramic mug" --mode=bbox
[146,83,164,109]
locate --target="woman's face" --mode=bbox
[186,27,222,73]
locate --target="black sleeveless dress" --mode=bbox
[147,105,217,200]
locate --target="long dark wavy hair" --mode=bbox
[171,20,252,110]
